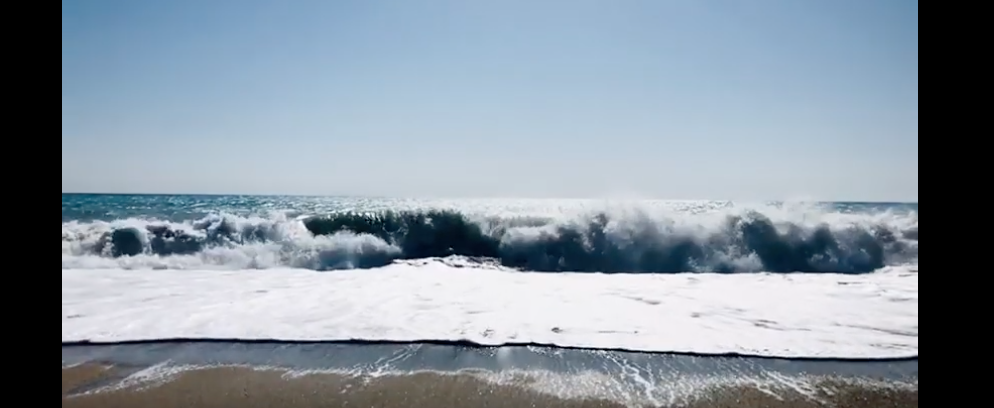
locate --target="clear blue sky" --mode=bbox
[62,0,917,201]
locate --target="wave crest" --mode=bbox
[62,207,916,273]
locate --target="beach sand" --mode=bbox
[63,364,112,396]
[63,364,917,407]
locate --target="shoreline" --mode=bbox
[62,342,917,407]
[61,339,918,363]
[63,364,917,408]
[62,342,919,379]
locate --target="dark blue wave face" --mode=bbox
[62,194,917,274]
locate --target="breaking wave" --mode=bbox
[62,207,917,273]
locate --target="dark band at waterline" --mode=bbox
[62,338,919,362]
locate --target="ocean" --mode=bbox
[61,194,918,407]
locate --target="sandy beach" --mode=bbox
[63,364,111,396]
[63,364,917,408]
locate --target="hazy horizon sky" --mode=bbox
[62,0,917,202]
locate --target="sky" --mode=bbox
[62,0,917,201]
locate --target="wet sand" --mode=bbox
[63,364,111,396]
[63,365,917,408]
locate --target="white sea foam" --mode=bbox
[62,261,917,359]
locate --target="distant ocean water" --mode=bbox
[62,194,917,360]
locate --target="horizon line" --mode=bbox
[61,192,917,204]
